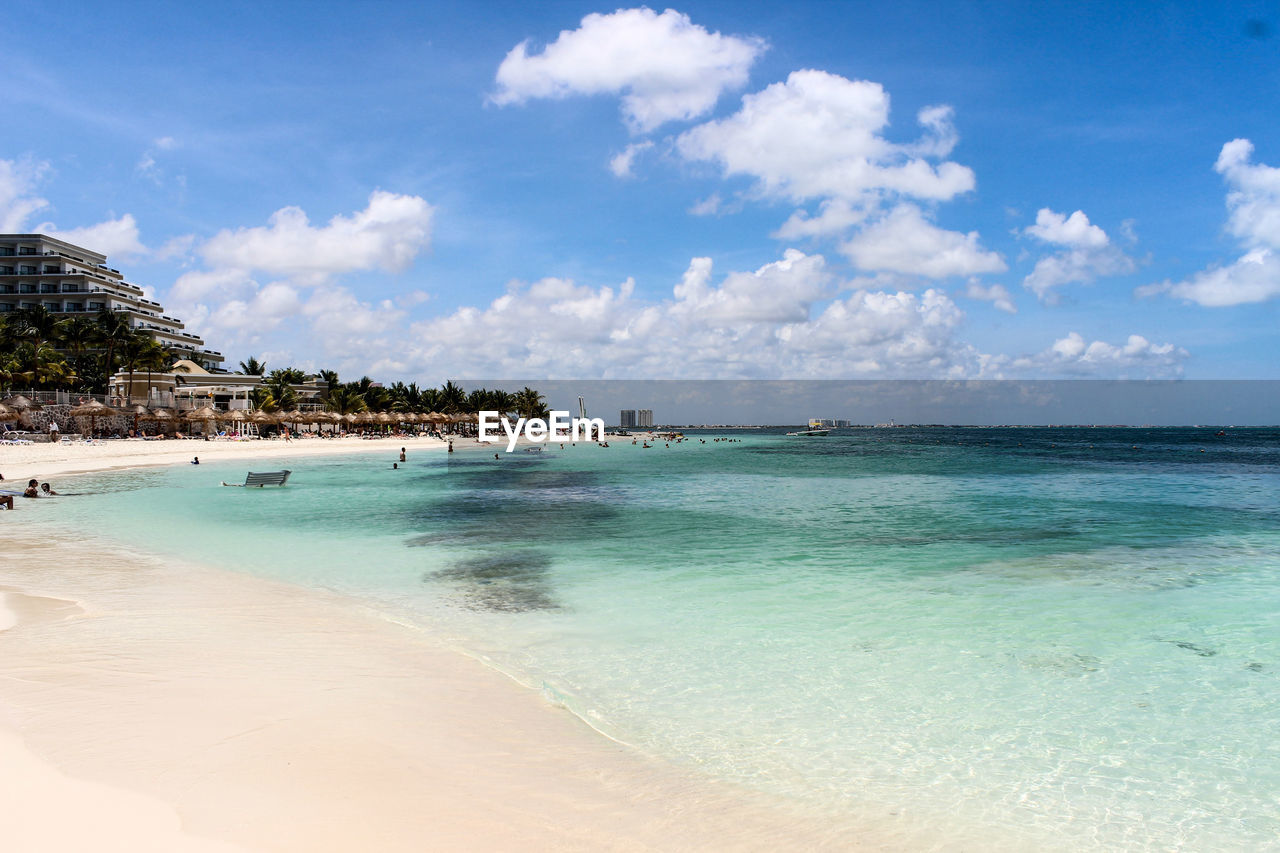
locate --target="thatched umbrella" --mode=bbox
[2,395,41,426]
[186,405,221,436]
[70,399,120,436]
[1,395,41,412]
[123,403,151,434]
[147,408,177,435]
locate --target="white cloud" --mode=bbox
[963,282,1017,313]
[773,199,873,240]
[0,158,51,231]
[1020,208,1133,302]
[676,70,975,205]
[1023,208,1109,248]
[1013,332,1187,377]
[401,251,983,378]
[688,193,722,216]
[841,205,1006,278]
[199,191,433,282]
[1140,248,1280,306]
[671,249,830,323]
[37,213,147,258]
[1147,140,1280,307]
[492,8,765,133]
[609,140,654,177]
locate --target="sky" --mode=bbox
[2,0,1278,383]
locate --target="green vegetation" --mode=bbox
[0,309,547,418]
[0,306,176,396]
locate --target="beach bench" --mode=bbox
[221,470,292,488]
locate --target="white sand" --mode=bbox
[1,434,450,483]
[0,442,872,851]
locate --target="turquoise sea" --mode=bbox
[50,428,1280,850]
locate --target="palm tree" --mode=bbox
[515,386,547,419]
[117,330,164,404]
[438,380,466,414]
[95,308,134,381]
[239,355,266,375]
[325,385,368,415]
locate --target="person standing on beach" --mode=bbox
[49,421,59,443]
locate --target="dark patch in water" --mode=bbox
[1246,662,1264,672]
[1161,639,1218,657]
[425,549,561,613]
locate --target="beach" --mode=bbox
[0,439,858,852]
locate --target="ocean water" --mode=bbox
[47,428,1280,850]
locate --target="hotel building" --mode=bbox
[637,409,653,427]
[0,233,224,369]
[619,409,637,428]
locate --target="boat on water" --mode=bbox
[786,429,829,436]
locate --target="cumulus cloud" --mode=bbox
[1020,207,1133,302]
[609,140,654,177]
[401,250,980,378]
[0,158,51,232]
[773,199,873,240]
[38,213,147,258]
[1023,208,1109,248]
[1139,248,1280,306]
[492,7,765,133]
[199,191,433,282]
[677,70,975,205]
[963,282,1017,313]
[1013,332,1187,377]
[1145,139,1280,306]
[841,205,1006,278]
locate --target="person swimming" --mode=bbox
[40,483,58,495]
[191,457,200,465]
[23,479,40,498]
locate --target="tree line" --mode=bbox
[0,305,548,419]
[240,357,547,419]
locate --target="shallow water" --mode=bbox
[49,428,1280,850]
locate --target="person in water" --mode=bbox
[191,457,200,465]
[40,483,58,495]
[399,447,406,462]
[23,479,40,498]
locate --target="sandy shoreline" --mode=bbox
[0,442,870,851]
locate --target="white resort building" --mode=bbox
[0,233,224,369]
[2,233,325,410]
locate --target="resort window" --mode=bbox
[40,284,58,294]
[19,265,37,274]
[0,285,12,294]
[19,283,36,294]
[0,247,14,256]
[20,301,36,310]
[64,302,83,312]
[0,303,12,311]
[18,247,36,255]
[88,301,105,310]
[43,265,60,274]
[0,266,12,275]
[44,301,61,311]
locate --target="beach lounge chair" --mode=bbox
[221,470,292,487]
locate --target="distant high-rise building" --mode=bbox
[638,409,653,427]
[620,409,637,428]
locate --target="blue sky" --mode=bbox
[3,1,1277,381]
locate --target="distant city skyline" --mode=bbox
[3,2,1277,380]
